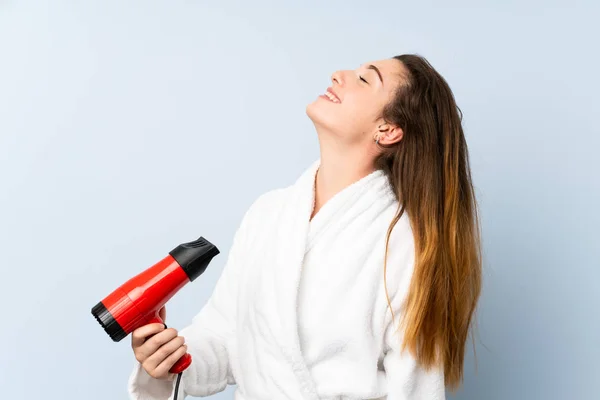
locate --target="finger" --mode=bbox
[137,329,180,364]
[152,344,188,380]
[131,323,167,349]
[143,335,186,372]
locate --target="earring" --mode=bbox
[375,136,380,146]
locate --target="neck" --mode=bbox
[311,133,376,220]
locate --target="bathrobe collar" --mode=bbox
[270,159,395,398]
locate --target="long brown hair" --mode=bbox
[376,54,482,389]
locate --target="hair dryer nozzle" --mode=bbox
[169,236,220,282]
[91,301,127,342]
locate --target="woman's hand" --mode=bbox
[130,306,187,381]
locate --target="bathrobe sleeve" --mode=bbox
[381,217,446,400]
[381,316,446,400]
[128,196,260,399]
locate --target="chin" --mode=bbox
[306,99,333,129]
[305,98,352,142]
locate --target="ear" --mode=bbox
[376,123,403,145]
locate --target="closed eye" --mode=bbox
[359,75,368,84]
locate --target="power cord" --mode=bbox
[162,323,183,400]
[173,372,183,400]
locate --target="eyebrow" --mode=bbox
[367,64,384,85]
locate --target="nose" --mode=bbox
[331,70,344,87]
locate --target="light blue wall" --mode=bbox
[0,1,597,399]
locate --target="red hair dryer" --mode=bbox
[91,236,220,374]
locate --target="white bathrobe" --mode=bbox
[128,160,445,399]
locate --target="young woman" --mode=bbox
[128,54,482,400]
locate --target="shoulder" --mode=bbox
[236,186,289,230]
[245,187,287,216]
[253,187,287,209]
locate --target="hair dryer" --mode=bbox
[91,236,220,374]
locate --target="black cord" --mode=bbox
[173,372,182,400]
[162,323,183,400]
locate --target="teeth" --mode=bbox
[325,91,339,102]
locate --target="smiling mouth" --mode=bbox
[320,90,341,103]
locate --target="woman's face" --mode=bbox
[306,58,405,146]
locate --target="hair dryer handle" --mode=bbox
[170,353,192,374]
[146,317,192,374]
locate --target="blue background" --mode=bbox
[0,1,598,399]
